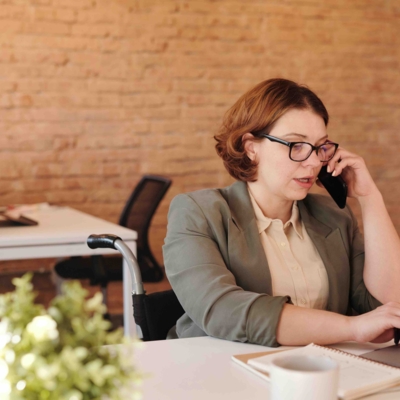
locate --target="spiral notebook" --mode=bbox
[233,343,400,400]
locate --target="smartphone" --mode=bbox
[317,165,347,209]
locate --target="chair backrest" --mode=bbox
[119,175,172,251]
[119,175,172,253]
[133,289,185,341]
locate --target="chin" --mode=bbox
[290,190,309,201]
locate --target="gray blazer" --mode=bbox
[163,181,381,347]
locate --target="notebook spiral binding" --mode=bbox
[314,344,400,371]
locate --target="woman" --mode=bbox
[163,78,400,347]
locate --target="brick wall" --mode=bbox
[0,0,399,270]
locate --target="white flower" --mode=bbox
[0,360,9,380]
[0,319,11,351]
[4,350,15,364]
[0,333,11,351]
[0,319,8,335]
[21,354,35,369]
[26,315,59,342]
[16,380,26,391]
[11,335,21,344]
[0,361,10,398]
[0,379,11,398]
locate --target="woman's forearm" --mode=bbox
[276,304,353,346]
[359,190,400,304]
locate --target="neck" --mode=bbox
[247,182,294,223]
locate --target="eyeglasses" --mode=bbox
[253,133,339,162]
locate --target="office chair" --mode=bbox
[119,174,172,282]
[132,289,184,341]
[87,234,185,341]
[54,175,172,311]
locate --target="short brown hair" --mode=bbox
[214,78,329,182]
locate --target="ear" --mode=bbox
[242,133,258,161]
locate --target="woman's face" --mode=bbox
[248,108,328,202]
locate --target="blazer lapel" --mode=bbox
[222,184,349,311]
[223,181,273,294]
[298,200,350,313]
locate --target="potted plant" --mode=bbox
[0,273,141,399]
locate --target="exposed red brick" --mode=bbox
[0,0,399,288]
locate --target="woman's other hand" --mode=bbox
[349,302,400,343]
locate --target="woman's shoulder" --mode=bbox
[170,186,231,213]
[169,181,248,219]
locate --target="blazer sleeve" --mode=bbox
[163,193,290,347]
[348,206,382,314]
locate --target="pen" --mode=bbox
[395,328,400,346]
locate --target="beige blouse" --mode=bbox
[248,189,329,310]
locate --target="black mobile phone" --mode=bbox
[317,165,347,209]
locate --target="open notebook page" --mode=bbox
[248,343,400,400]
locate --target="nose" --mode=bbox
[302,149,321,168]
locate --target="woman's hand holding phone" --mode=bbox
[323,147,378,200]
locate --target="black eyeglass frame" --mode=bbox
[252,133,339,162]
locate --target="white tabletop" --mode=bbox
[0,205,137,262]
[0,205,138,336]
[132,337,400,400]
[0,206,136,248]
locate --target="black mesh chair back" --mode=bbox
[55,174,172,319]
[119,175,172,282]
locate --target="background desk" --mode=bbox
[0,206,137,336]
[134,337,399,400]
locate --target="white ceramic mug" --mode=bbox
[269,355,339,400]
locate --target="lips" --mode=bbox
[295,178,313,183]
[295,176,314,184]
[293,176,315,188]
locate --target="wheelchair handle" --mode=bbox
[87,234,121,250]
[87,234,145,295]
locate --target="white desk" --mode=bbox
[133,337,399,400]
[0,206,137,336]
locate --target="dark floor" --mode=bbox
[0,268,171,330]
